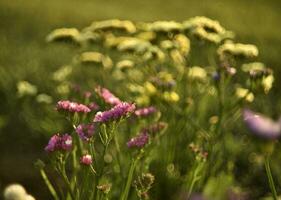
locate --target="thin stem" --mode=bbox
[39,169,60,200]
[120,158,137,200]
[264,155,278,200]
[187,162,204,199]
[114,134,125,179]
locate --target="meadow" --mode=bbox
[1,0,281,199]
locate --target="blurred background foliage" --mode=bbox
[0,0,281,199]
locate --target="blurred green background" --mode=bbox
[0,0,281,199]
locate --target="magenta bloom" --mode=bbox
[134,106,157,117]
[243,109,281,140]
[76,124,95,141]
[45,134,73,152]
[127,132,149,148]
[95,86,121,106]
[80,154,93,165]
[56,100,91,113]
[93,102,136,123]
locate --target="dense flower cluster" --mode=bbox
[134,106,157,117]
[56,100,91,113]
[127,132,149,148]
[45,134,73,152]
[95,86,121,105]
[93,102,136,123]
[76,124,95,141]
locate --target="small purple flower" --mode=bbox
[45,134,72,152]
[56,100,91,113]
[243,109,281,140]
[95,86,121,106]
[134,106,157,117]
[61,134,73,151]
[76,124,95,141]
[93,102,136,123]
[212,71,220,81]
[45,134,61,152]
[80,154,93,165]
[127,132,149,148]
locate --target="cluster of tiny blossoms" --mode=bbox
[94,102,136,123]
[134,106,157,117]
[45,134,72,152]
[95,86,121,106]
[127,132,149,148]
[56,100,91,113]
[75,124,95,141]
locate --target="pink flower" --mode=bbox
[243,109,281,140]
[93,102,136,123]
[56,100,91,113]
[134,106,157,117]
[76,124,95,141]
[127,132,149,148]
[80,154,93,165]
[141,122,168,135]
[45,134,72,152]
[95,86,121,106]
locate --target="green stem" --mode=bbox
[265,156,278,200]
[92,144,108,200]
[114,134,125,179]
[187,162,204,199]
[120,159,137,200]
[39,169,60,200]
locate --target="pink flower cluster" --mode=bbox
[80,154,93,165]
[135,106,157,117]
[127,132,149,148]
[76,124,95,141]
[56,100,91,113]
[93,102,136,123]
[95,86,121,106]
[45,134,72,152]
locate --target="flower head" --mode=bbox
[95,86,121,106]
[134,106,157,117]
[243,109,281,140]
[127,132,149,148]
[88,102,100,111]
[80,154,93,165]
[56,100,91,113]
[76,124,95,141]
[94,102,136,123]
[45,134,73,152]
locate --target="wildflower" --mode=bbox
[45,134,72,152]
[93,102,136,123]
[56,100,91,113]
[127,132,149,148]
[46,28,81,44]
[76,124,95,141]
[134,106,157,117]
[95,86,121,106]
[243,109,281,140]
[3,184,26,200]
[17,81,37,97]
[84,91,92,98]
[80,154,93,165]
